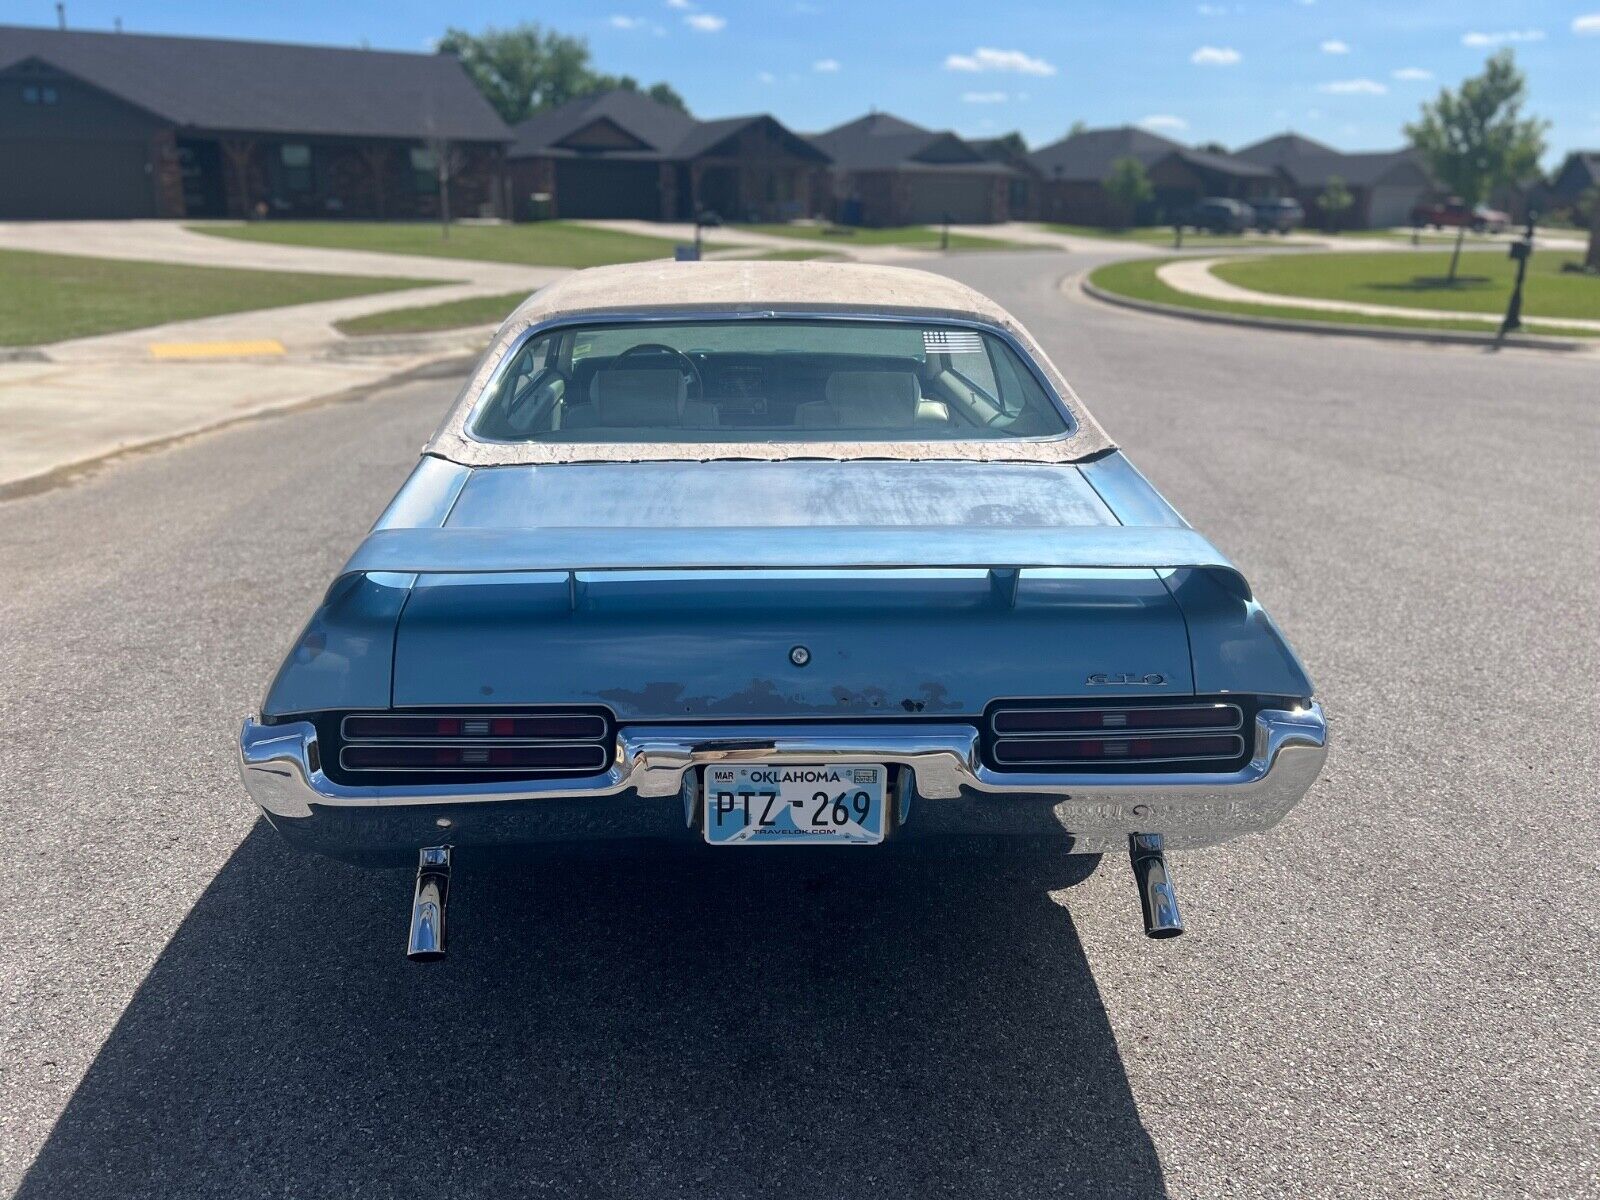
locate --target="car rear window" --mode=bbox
[469,319,1072,444]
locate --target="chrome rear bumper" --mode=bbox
[238,705,1326,863]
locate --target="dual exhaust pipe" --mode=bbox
[404,835,1182,961]
[1129,832,1184,939]
[407,846,451,961]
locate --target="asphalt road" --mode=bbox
[2,252,1595,1199]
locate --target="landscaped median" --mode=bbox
[733,223,1032,251]
[1084,250,1600,343]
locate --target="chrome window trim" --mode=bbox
[461,311,1080,447]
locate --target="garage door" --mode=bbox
[554,160,662,219]
[900,172,997,225]
[1368,185,1422,230]
[0,138,155,219]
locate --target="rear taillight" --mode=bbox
[985,701,1247,770]
[335,711,612,776]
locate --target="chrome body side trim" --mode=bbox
[239,704,1326,856]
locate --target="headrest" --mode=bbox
[591,368,687,426]
[822,370,921,428]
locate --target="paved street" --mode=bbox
[1,250,1595,1199]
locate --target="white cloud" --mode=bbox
[1138,114,1190,132]
[943,47,1056,75]
[1318,78,1387,94]
[1391,66,1433,80]
[757,70,776,84]
[1190,45,1241,65]
[1320,39,1349,54]
[963,91,1009,103]
[1196,3,1226,13]
[666,0,693,8]
[812,58,840,72]
[609,15,648,29]
[684,12,726,31]
[1462,29,1544,46]
[1573,14,1600,35]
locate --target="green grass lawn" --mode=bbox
[0,248,437,347]
[1043,223,1266,248]
[189,220,682,268]
[336,248,848,336]
[1086,257,1599,339]
[734,223,1029,251]
[1212,250,1600,321]
[335,291,527,337]
[730,247,845,261]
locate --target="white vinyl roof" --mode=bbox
[425,260,1114,465]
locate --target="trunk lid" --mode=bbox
[389,461,1198,718]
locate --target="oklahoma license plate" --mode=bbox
[704,763,886,845]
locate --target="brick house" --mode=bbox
[807,113,1022,226]
[507,90,830,223]
[1028,126,1275,226]
[0,24,510,220]
[1234,133,1432,229]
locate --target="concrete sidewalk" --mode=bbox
[0,221,562,492]
[1156,256,1600,333]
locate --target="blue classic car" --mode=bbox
[239,261,1326,959]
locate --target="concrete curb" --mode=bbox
[1077,273,1591,354]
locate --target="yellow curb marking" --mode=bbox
[149,339,286,360]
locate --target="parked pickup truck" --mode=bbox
[1410,199,1510,233]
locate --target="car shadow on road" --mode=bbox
[17,825,1168,1199]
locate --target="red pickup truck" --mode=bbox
[1410,199,1510,233]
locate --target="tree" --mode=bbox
[1405,49,1548,281]
[1103,156,1153,229]
[1318,175,1353,232]
[438,23,688,126]
[1580,185,1600,273]
[987,131,1029,158]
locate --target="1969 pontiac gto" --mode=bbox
[238,261,1326,959]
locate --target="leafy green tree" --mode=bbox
[1103,156,1153,229]
[1405,50,1548,281]
[438,24,688,125]
[1317,175,1353,232]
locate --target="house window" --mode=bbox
[409,147,438,194]
[21,85,58,105]
[279,143,313,193]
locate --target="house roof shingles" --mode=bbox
[809,112,1015,176]
[510,90,828,164]
[0,23,509,141]
[1237,132,1429,188]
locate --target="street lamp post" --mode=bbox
[1498,210,1536,339]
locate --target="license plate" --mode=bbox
[703,763,886,846]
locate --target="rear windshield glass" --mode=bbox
[469,319,1072,443]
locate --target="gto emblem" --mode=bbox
[1086,672,1165,686]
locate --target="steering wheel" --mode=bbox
[614,342,704,400]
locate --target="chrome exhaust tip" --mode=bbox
[1129,833,1184,939]
[406,846,451,962]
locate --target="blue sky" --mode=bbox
[10,0,1598,161]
